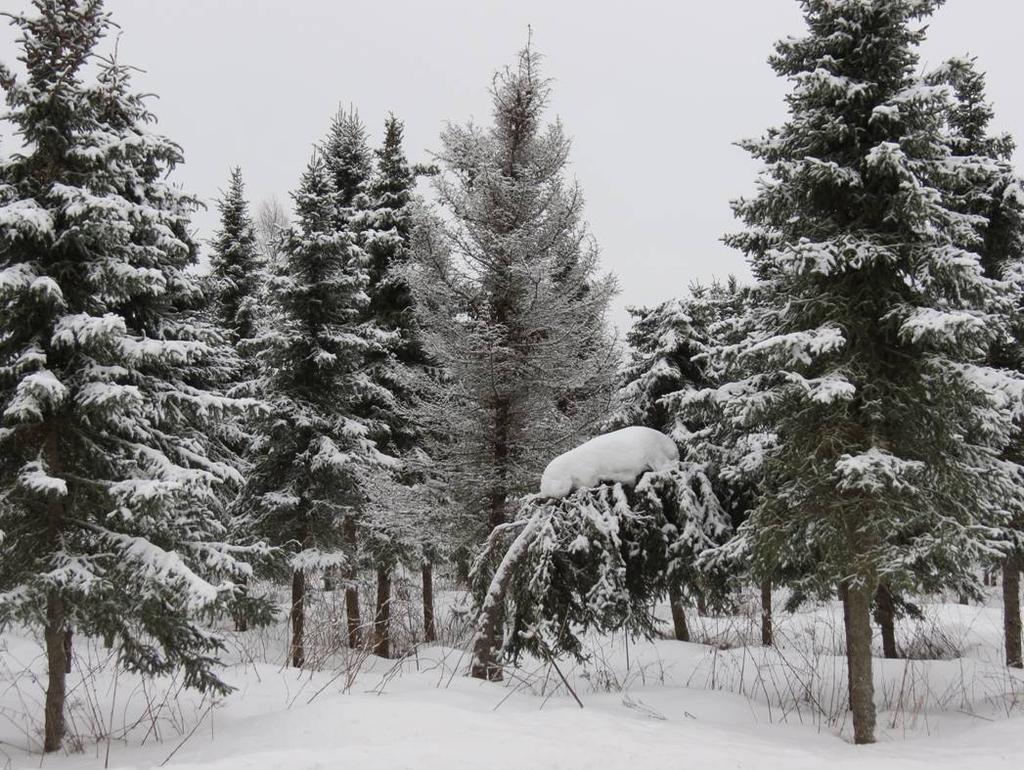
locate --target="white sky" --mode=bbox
[2,0,1022,329]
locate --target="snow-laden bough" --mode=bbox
[470,428,729,681]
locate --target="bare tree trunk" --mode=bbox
[760,578,773,647]
[63,626,73,674]
[695,593,708,617]
[874,582,897,659]
[234,575,249,632]
[489,400,510,532]
[1003,557,1022,669]
[422,562,437,643]
[373,564,392,658]
[43,591,67,752]
[43,429,68,753]
[479,402,511,676]
[668,584,690,642]
[290,569,305,668]
[842,581,877,745]
[838,582,853,709]
[471,515,542,681]
[343,517,361,648]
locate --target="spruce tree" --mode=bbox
[240,151,387,668]
[320,106,376,646]
[410,45,618,677]
[208,167,268,631]
[613,280,754,640]
[0,0,262,751]
[209,167,262,347]
[361,115,433,657]
[410,45,618,543]
[325,107,374,228]
[929,56,1024,668]
[705,0,1022,743]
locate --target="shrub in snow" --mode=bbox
[470,461,729,679]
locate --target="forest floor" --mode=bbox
[2,586,1023,769]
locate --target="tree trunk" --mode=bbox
[760,578,773,647]
[668,584,690,642]
[43,591,67,752]
[234,575,249,632]
[842,581,877,745]
[874,582,898,659]
[63,626,72,674]
[290,569,305,668]
[373,564,392,658]
[1003,557,1022,669]
[42,428,68,752]
[838,582,853,710]
[343,517,361,647]
[471,514,542,681]
[489,400,511,531]
[695,593,708,617]
[480,399,511,675]
[422,562,437,643]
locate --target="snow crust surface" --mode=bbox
[3,597,1023,770]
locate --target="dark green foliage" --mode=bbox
[614,280,755,605]
[0,0,265,701]
[209,167,262,344]
[363,115,428,458]
[471,465,728,663]
[930,56,1024,554]
[324,107,373,233]
[240,153,385,569]
[698,0,1021,601]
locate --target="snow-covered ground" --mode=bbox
[2,589,1023,769]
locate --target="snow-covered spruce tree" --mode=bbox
[240,152,389,668]
[209,167,263,349]
[320,106,376,646]
[409,45,618,548]
[325,107,374,234]
[359,115,434,657]
[928,56,1024,668]
[207,167,269,632]
[610,279,750,641]
[698,0,1023,744]
[612,293,709,437]
[468,464,728,678]
[0,0,266,751]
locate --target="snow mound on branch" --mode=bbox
[539,426,679,498]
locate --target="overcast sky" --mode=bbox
[2,0,1022,329]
